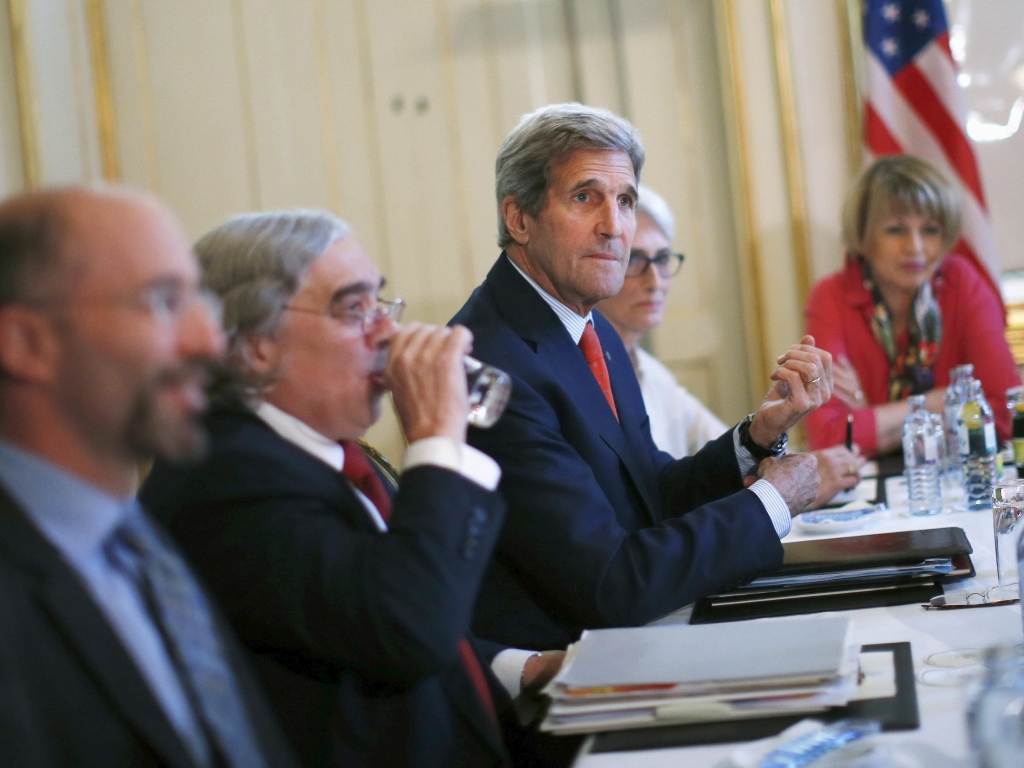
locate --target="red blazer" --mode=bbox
[805,254,1021,456]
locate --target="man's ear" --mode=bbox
[0,306,61,384]
[238,333,284,378]
[501,195,531,246]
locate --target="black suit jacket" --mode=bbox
[141,408,521,768]
[0,483,296,768]
[449,254,785,650]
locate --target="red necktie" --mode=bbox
[579,322,618,420]
[339,441,499,730]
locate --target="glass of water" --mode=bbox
[991,480,1024,590]
[464,356,511,429]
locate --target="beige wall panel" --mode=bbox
[665,356,714,417]
[787,0,853,284]
[727,0,802,374]
[0,0,25,195]
[567,0,621,114]
[236,0,332,212]
[441,0,506,284]
[102,0,156,190]
[487,0,575,133]
[615,0,751,422]
[321,0,386,268]
[133,0,254,238]
[27,0,93,182]
[362,0,471,325]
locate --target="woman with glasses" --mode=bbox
[804,155,1021,457]
[597,185,725,458]
[599,186,863,503]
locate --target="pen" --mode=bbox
[845,413,854,451]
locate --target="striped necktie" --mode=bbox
[105,510,267,768]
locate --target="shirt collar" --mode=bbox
[255,401,345,472]
[507,255,593,345]
[0,439,134,567]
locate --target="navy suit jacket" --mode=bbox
[0,482,297,768]
[141,408,526,768]
[450,254,785,650]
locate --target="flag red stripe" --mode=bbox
[893,65,987,207]
[950,237,1004,314]
[863,102,904,156]
[934,30,955,66]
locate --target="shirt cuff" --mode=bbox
[491,648,539,699]
[403,437,501,491]
[749,479,792,539]
[733,424,757,476]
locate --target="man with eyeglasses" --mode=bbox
[0,187,297,767]
[141,211,562,768]
[451,103,835,653]
[598,185,865,505]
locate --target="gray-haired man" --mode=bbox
[451,103,833,651]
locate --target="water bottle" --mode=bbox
[944,364,974,486]
[903,395,943,516]
[960,379,998,511]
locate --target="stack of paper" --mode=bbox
[540,616,858,734]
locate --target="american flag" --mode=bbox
[862,0,1002,303]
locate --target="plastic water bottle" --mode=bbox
[944,364,974,486]
[960,379,998,511]
[903,394,943,516]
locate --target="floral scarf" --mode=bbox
[862,264,942,401]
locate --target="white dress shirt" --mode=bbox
[254,402,534,697]
[507,257,792,538]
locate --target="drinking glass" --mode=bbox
[991,480,1024,590]
[464,356,511,429]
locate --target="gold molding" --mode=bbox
[311,0,343,216]
[717,0,769,401]
[768,0,811,302]
[9,0,40,188]
[85,0,119,182]
[841,0,865,175]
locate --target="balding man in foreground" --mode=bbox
[452,103,832,651]
[0,188,296,768]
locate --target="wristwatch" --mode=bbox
[738,413,788,460]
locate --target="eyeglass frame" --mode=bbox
[625,248,685,279]
[18,280,224,327]
[284,295,405,333]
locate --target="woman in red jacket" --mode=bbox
[805,155,1020,457]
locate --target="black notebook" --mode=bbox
[586,642,918,754]
[691,527,974,624]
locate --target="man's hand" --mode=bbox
[386,323,473,443]
[808,445,866,509]
[521,651,566,693]
[757,454,820,517]
[749,335,833,448]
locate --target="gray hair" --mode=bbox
[195,210,350,355]
[636,185,675,243]
[495,102,645,248]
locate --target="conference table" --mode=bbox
[572,473,1023,767]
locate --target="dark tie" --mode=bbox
[340,440,499,730]
[579,322,618,420]
[105,511,266,768]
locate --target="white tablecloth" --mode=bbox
[573,491,1023,767]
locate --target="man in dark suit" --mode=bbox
[141,211,562,768]
[451,103,834,651]
[0,187,297,768]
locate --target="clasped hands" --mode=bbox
[747,335,835,516]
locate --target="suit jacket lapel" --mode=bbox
[0,487,198,768]
[487,255,659,522]
[444,643,508,760]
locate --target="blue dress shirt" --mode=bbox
[0,439,211,766]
